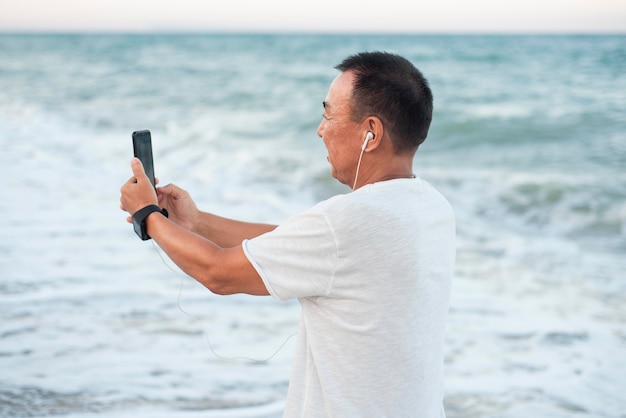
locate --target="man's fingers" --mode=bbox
[131,158,148,182]
[157,183,185,199]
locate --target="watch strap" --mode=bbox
[132,204,168,240]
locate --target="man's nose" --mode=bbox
[316,119,325,138]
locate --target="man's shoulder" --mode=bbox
[303,178,453,223]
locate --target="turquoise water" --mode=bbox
[1,34,625,417]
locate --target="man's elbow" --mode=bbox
[192,247,266,296]
[208,280,236,296]
[197,270,236,295]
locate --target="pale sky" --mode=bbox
[0,0,625,33]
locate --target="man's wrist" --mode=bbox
[132,204,168,240]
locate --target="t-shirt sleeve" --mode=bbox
[242,208,338,302]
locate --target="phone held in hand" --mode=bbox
[131,130,167,240]
[132,130,156,189]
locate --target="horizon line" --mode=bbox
[1,29,625,36]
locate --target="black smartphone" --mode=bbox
[132,130,156,188]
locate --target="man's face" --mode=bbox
[317,71,363,187]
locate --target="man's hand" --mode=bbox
[120,158,158,223]
[156,183,199,232]
[119,158,268,296]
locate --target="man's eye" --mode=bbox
[322,114,330,120]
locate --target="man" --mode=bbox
[120,51,455,417]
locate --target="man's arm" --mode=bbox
[157,183,277,247]
[192,212,277,248]
[121,158,270,296]
[145,212,269,296]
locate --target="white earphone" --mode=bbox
[354,132,374,190]
[362,131,374,150]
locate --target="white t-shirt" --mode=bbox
[242,177,455,418]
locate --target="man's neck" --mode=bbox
[353,156,415,190]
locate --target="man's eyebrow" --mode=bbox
[322,101,329,109]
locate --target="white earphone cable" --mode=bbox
[353,132,372,190]
[352,146,366,190]
[151,240,297,363]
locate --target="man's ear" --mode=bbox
[363,116,384,152]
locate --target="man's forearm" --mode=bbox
[146,212,269,296]
[193,212,277,248]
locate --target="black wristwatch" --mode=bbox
[132,205,168,241]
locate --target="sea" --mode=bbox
[0,33,624,418]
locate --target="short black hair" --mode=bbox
[335,51,433,153]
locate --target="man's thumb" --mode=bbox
[131,157,147,180]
